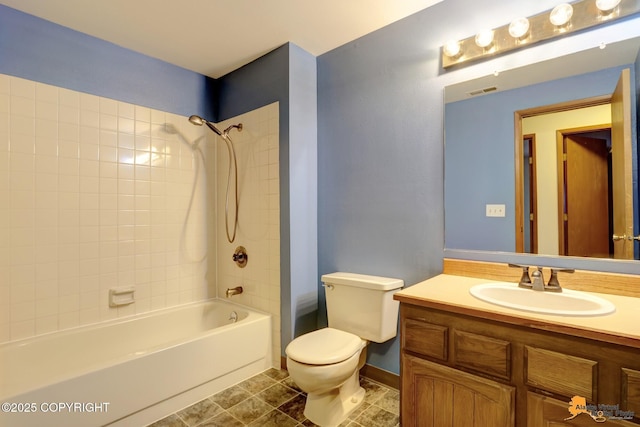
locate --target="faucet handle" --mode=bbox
[508,263,531,288]
[546,268,574,292]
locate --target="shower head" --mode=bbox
[188,115,204,126]
[188,114,223,136]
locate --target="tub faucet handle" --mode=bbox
[232,246,248,268]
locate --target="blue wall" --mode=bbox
[0,5,215,119]
[445,65,634,252]
[219,43,319,354]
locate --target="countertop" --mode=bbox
[394,274,640,349]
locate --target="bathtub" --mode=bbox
[0,299,272,427]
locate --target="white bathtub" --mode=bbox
[0,299,272,427]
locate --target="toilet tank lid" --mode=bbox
[321,272,404,291]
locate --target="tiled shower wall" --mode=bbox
[0,73,212,342]
[0,74,282,345]
[210,103,281,367]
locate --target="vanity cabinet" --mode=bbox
[399,303,640,426]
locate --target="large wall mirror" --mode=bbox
[444,36,640,262]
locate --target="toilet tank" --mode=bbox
[322,272,404,343]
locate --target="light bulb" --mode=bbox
[443,40,461,58]
[550,3,573,26]
[508,18,530,39]
[475,29,494,49]
[596,0,621,12]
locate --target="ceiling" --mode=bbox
[0,0,443,78]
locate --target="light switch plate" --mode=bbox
[486,204,506,217]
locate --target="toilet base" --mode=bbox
[303,369,365,427]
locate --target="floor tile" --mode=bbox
[209,385,253,410]
[226,396,273,424]
[353,405,400,427]
[238,372,277,394]
[256,382,299,407]
[146,371,400,427]
[375,389,400,415]
[176,398,221,426]
[247,409,299,427]
[147,413,187,427]
[197,411,244,427]
[263,367,289,381]
[277,393,307,422]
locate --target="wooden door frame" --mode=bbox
[514,95,611,252]
[523,134,538,254]
[556,125,612,255]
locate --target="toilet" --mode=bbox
[285,272,404,427]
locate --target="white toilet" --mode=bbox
[285,272,404,427]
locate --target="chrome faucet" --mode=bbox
[508,264,574,292]
[225,286,243,298]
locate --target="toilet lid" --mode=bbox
[286,328,364,365]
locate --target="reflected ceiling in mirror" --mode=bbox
[444,37,639,261]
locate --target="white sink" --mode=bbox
[469,283,616,317]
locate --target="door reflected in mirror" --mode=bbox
[444,38,639,261]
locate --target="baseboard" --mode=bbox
[280,356,399,390]
[359,364,399,390]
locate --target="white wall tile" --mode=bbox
[1,75,279,357]
[10,78,35,99]
[213,103,280,368]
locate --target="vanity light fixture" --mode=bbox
[549,3,574,26]
[442,0,640,68]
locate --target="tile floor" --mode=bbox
[147,368,399,427]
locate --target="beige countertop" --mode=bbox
[394,274,640,349]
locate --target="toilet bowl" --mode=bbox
[286,328,367,426]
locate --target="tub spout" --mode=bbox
[226,286,243,298]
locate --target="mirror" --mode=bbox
[444,37,639,261]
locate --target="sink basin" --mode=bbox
[469,283,616,316]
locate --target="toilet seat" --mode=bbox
[286,327,365,365]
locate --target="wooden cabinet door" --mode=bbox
[527,392,636,426]
[402,354,515,427]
